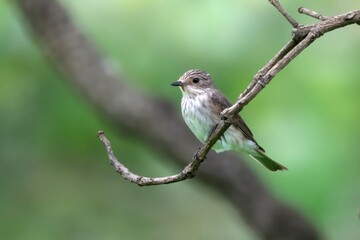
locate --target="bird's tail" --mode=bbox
[249,150,288,171]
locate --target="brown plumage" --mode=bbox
[171,69,287,171]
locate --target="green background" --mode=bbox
[1,0,359,239]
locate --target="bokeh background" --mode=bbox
[1,0,359,239]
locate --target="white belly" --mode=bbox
[181,94,215,143]
[181,93,254,153]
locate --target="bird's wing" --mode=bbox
[210,90,264,150]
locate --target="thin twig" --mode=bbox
[98,131,204,186]
[299,7,329,20]
[222,9,360,117]
[269,0,300,27]
[239,39,296,100]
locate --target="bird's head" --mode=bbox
[171,69,215,96]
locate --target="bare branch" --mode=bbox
[96,6,360,187]
[292,9,360,42]
[298,7,329,21]
[97,112,232,186]
[269,0,300,27]
[239,39,296,99]
[94,3,360,186]
[97,131,201,186]
[211,9,360,169]
[221,8,360,118]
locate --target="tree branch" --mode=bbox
[97,131,201,186]
[269,0,300,27]
[222,8,360,117]
[93,3,359,184]
[96,3,360,186]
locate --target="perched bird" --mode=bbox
[171,69,287,171]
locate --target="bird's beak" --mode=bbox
[170,81,184,87]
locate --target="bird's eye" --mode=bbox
[192,78,200,83]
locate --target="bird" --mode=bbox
[170,69,287,171]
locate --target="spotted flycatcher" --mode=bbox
[171,69,287,171]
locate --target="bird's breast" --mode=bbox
[181,94,217,143]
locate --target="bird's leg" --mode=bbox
[194,148,205,160]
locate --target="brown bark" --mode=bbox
[16,0,320,239]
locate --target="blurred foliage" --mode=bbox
[1,0,360,239]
